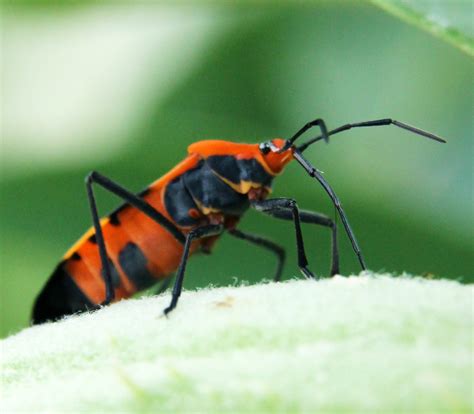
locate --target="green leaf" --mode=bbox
[2,275,471,413]
[370,0,474,56]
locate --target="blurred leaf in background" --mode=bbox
[1,1,472,338]
[371,0,474,55]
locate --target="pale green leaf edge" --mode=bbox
[370,0,474,56]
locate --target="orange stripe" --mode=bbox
[117,206,185,277]
[63,218,108,260]
[65,257,104,305]
[187,140,277,176]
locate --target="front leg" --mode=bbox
[251,198,315,279]
[269,209,339,276]
[164,224,224,316]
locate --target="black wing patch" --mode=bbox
[164,173,201,227]
[183,161,249,216]
[164,155,274,225]
[206,155,274,187]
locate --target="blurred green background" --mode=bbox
[1,1,472,338]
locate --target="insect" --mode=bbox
[32,118,445,324]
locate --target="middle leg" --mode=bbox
[270,208,339,276]
[164,224,224,315]
[251,198,315,279]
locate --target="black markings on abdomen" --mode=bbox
[32,262,94,324]
[118,242,157,290]
[109,211,120,226]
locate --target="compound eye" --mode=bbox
[259,142,272,155]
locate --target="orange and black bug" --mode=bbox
[32,118,446,324]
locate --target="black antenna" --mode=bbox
[280,118,330,152]
[293,149,367,270]
[297,118,446,152]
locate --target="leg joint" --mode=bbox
[85,170,98,185]
[287,199,297,209]
[189,224,222,240]
[308,118,323,128]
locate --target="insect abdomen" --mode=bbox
[32,190,188,324]
[32,261,94,324]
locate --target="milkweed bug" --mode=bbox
[32,118,446,324]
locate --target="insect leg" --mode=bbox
[293,150,366,270]
[251,198,315,279]
[267,209,339,276]
[228,229,286,282]
[164,224,224,316]
[85,171,186,306]
[85,175,115,305]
